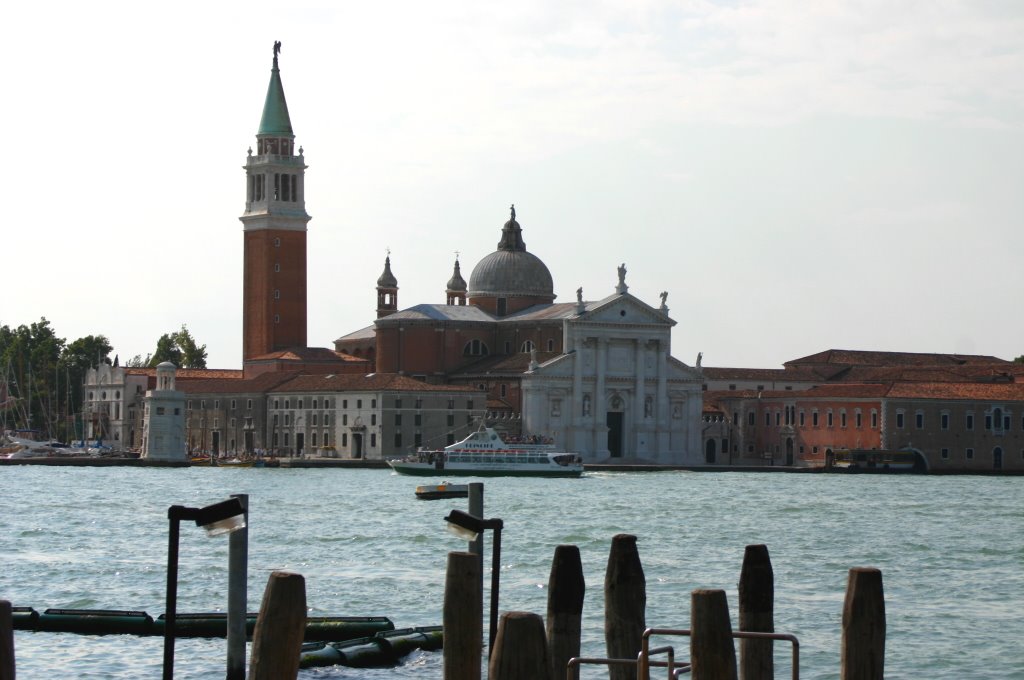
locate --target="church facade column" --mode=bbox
[655,339,670,461]
[594,337,608,456]
[634,338,647,456]
[572,335,585,453]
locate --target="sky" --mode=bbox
[3,1,1023,369]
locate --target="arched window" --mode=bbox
[521,340,535,353]
[463,339,489,357]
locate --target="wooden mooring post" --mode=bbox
[0,600,14,680]
[691,588,738,680]
[605,534,645,680]
[248,571,307,680]
[489,611,548,680]
[738,544,774,680]
[841,567,885,680]
[444,551,482,680]
[546,545,585,680]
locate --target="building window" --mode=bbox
[504,341,511,354]
[394,433,402,447]
[547,339,554,351]
[896,411,905,429]
[521,340,535,353]
[463,339,489,356]
[274,263,280,272]
[284,415,290,426]
[395,414,402,426]
[447,414,455,427]
[323,432,330,447]
[201,400,206,409]
[966,413,974,431]
[372,399,377,408]
[284,432,290,446]
[855,410,862,428]
[298,399,303,409]
[273,399,279,409]
[812,411,819,427]
[274,314,280,323]
[467,399,474,410]
[371,414,377,426]
[311,432,318,447]
[312,414,318,426]
[840,411,847,428]
[827,410,834,427]
[312,399,318,409]
[273,414,279,425]
[274,289,280,300]
[748,412,755,426]
[357,399,362,408]
[733,412,739,426]
[395,398,403,409]
[985,414,993,430]
[370,433,376,448]
[764,412,770,427]
[415,398,422,409]
[187,400,192,409]
[916,412,924,429]
[415,433,422,447]
[775,411,781,426]
[342,414,348,425]
[729,384,737,391]
[448,398,455,410]
[342,433,348,447]
[343,399,348,409]
[274,237,281,247]
[871,410,878,428]
[941,448,949,459]
[966,448,974,460]
[799,410,805,426]
[756,385,764,391]
[941,413,950,430]
[414,414,422,426]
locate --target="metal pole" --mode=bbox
[163,511,182,680]
[226,494,249,680]
[488,524,502,657]
[468,483,484,653]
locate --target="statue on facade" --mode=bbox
[660,291,668,306]
[273,41,282,58]
[617,263,627,286]
[510,203,516,221]
[576,287,583,304]
[696,352,703,368]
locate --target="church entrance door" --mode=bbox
[705,438,716,464]
[244,431,254,454]
[212,431,220,456]
[296,433,304,457]
[353,434,363,459]
[786,438,794,466]
[606,412,623,457]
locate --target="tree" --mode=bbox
[174,325,208,369]
[146,325,207,369]
[59,334,113,428]
[1015,355,1024,364]
[0,318,66,435]
[148,333,183,368]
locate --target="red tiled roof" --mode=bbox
[785,349,1008,368]
[271,373,482,394]
[885,381,1024,401]
[126,367,244,380]
[179,371,301,395]
[247,347,367,363]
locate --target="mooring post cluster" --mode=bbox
[1,599,14,680]
[442,535,887,680]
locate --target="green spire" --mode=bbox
[258,49,293,137]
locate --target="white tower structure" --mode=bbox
[141,362,187,461]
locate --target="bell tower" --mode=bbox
[240,42,311,362]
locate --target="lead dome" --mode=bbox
[467,206,555,301]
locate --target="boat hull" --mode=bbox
[390,461,582,478]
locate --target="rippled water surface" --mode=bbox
[2,467,1022,678]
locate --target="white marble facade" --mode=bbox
[521,287,703,463]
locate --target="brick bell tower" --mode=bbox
[241,41,311,362]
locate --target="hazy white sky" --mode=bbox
[3,1,1022,369]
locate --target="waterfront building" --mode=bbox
[701,350,1024,471]
[140,362,186,461]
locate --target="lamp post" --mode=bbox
[445,509,503,656]
[163,497,247,680]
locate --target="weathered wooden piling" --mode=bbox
[546,545,585,680]
[691,588,738,680]
[248,571,307,680]
[738,544,774,680]
[0,600,14,680]
[605,534,645,680]
[841,567,885,680]
[443,551,482,680]
[489,611,548,680]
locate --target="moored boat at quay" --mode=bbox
[388,426,583,477]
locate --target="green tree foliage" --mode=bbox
[1015,355,1024,364]
[147,325,207,369]
[0,318,112,440]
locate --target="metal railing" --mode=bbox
[567,627,799,680]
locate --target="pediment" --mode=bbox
[576,293,674,327]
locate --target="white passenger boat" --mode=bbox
[388,427,583,478]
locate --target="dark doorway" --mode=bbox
[994,447,1003,470]
[705,438,716,464]
[353,433,364,459]
[296,433,305,457]
[786,438,794,466]
[244,431,254,454]
[606,412,623,457]
[212,431,220,456]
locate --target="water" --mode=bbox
[1,467,1022,678]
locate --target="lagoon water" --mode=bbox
[1,466,1022,679]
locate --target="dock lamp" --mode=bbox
[445,509,503,656]
[163,498,246,680]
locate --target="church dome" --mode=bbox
[467,206,554,301]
